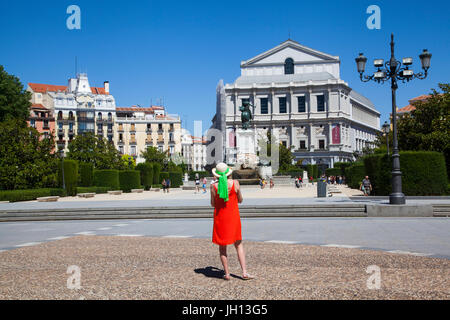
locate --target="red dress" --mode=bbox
[212,181,242,246]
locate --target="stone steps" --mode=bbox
[0,203,447,221]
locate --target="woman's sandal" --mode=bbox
[242,273,255,280]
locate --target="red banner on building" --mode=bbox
[332,124,340,144]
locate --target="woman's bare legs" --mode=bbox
[219,245,230,279]
[234,240,248,277]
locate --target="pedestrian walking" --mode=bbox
[162,179,167,193]
[202,177,207,194]
[210,163,254,281]
[166,178,171,193]
[360,176,372,196]
[195,175,201,194]
[269,178,274,189]
[310,176,314,185]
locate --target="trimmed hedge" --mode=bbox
[364,151,448,196]
[325,168,341,177]
[151,184,162,188]
[345,162,366,189]
[169,172,183,188]
[79,162,94,187]
[334,162,352,177]
[159,172,170,184]
[136,163,154,190]
[0,188,64,203]
[189,171,209,180]
[152,163,161,185]
[59,160,78,196]
[76,186,110,194]
[119,170,141,193]
[304,164,318,179]
[278,170,304,178]
[93,170,120,190]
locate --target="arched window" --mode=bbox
[284,58,294,74]
[108,112,112,121]
[68,111,74,119]
[98,112,102,119]
[58,111,63,120]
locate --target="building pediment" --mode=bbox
[241,40,339,67]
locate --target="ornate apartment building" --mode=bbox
[27,73,116,152]
[212,39,381,168]
[115,106,182,163]
[181,129,207,171]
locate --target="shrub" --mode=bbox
[188,171,209,180]
[136,163,153,190]
[152,162,161,185]
[304,164,318,179]
[334,162,352,177]
[79,162,94,187]
[278,170,304,178]
[119,170,141,192]
[93,169,120,190]
[345,162,365,189]
[151,184,162,189]
[169,172,183,188]
[58,160,78,196]
[0,188,64,202]
[325,168,341,177]
[76,186,110,194]
[159,172,169,184]
[364,151,448,196]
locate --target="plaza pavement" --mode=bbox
[0,235,448,300]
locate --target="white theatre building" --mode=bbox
[212,39,381,168]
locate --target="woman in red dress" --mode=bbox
[210,163,254,281]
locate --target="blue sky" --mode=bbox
[1,0,449,134]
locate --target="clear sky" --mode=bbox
[1,0,449,134]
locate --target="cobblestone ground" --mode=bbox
[0,236,448,300]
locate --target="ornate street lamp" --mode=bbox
[355,34,431,205]
[381,121,390,156]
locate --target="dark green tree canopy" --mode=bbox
[0,65,31,122]
[141,146,168,163]
[397,83,450,175]
[0,119,57,190]
[66,132,122,169]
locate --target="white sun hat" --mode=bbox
[212,162,233,178]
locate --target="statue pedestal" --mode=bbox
[303,170,309,184]
[236,128,259,169]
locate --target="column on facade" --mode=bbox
[328,122,332,148]
[290,123,295,150]
[309,123,314,151]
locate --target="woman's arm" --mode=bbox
[235,180,243,204]
[210,183,216,207]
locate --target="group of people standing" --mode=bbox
[326,175,345,185]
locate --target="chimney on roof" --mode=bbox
[104,81,110,94]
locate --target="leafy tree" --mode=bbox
[397,83,450,176]
[120,154,136,170]
[0,65,31,122]
[141,146,168,163]
[66,132,122,169]
[260,131,293,170]
[0,119,58,190]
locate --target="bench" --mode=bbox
[78,193,95,198]
[37,196,59,202]
[131,189,144,193]
[107,190,123,195]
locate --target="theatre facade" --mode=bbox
[212,39,381,168]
